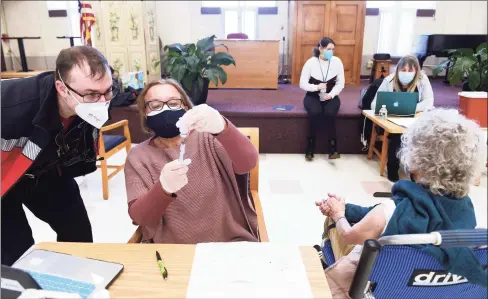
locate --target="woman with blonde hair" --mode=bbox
[124,79,260,243]
[371,54,435,181]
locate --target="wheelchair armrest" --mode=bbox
[378,229,488,247]
[438,229,488,247]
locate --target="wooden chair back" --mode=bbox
[98,120,132,200]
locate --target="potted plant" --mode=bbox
[433,42,487,127]
[433,42,487,92]
[156,35,236,105]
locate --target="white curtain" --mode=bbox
[376,1,421,56]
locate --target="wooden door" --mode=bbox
[291,1,331,86]
[291,1,365,85]
[329,1,366,85]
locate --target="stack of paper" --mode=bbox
[387,117,417,128]
[186,242,314,299]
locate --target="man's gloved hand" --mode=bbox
[159,158,192,194]
[176,104,226,135]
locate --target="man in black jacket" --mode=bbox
[1,46,117,265]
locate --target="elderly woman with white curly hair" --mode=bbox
[316,108,487,298]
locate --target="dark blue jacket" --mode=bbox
[1,72,99,197]
[345,180,487,288]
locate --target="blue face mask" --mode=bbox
[398,71,415,85]
[322,49,334,60]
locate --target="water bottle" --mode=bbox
[379,105,388,120]
[319,88,327,101]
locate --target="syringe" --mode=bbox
[178,121,188,163]
[179,140,186,163]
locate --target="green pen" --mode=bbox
[156,250,168,280]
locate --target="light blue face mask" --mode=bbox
[398,71,415,85]
[322,49,334,60]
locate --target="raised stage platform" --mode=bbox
[109,79,461,154]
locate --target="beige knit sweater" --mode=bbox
[124,120,259,243]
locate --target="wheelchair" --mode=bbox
[322,229,488,299]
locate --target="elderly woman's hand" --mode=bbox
[326,193,346,222]
[315,198,332,217]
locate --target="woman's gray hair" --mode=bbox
[398,108,486,198]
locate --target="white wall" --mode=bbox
[1,1,71,69]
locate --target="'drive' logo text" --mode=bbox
[408,270,468,287]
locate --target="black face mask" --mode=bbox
[146,109,186,138]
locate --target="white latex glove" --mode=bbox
[176,104,225,135]
[159,158,192,194]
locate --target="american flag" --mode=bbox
[78,0,96,46]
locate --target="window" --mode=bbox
[224,10,239,37]
[369,1,436,56]
[203,1,273,40]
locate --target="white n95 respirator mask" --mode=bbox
[74,101,109,129]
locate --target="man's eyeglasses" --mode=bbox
[64,81,118,103]
[146,99,183,111]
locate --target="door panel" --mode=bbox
[334,44,354,83]
[292,1,365,85]
[292,2,330,85]
[329,1,365,85]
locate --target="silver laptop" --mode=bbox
[12,249,123,297]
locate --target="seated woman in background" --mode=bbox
[125,79,259,244]
[300,37,345,161]
[316,109,487,298]
[371,54,435,182]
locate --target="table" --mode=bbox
[34,242,331,298]
[210,40,280,89]
[362,110,409,176]
[1,70,50,79]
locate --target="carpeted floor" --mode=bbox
[207,79,461,117]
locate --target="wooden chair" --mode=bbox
[128,127,268,243]
[98,120,132,200]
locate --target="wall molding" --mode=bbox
[200,7,221,15]
[366,8,436,18]
[258,7,278,15]
[200,6,278,15]
[417,9,436,17]
[48,10,67,18]
[366,8,379,16]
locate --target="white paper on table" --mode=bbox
[387,117,417,128]
[186,242,314,299]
